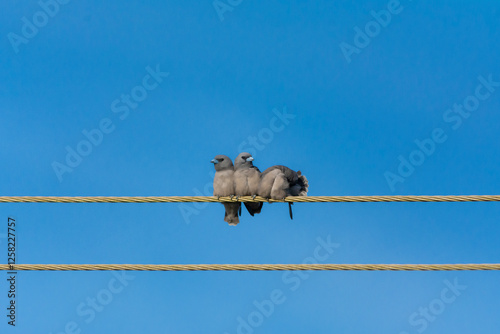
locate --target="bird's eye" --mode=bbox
[220,158,224,161]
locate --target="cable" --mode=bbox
[2,263,500,271]
[0,195,499,203]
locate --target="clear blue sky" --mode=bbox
[1,1,500,333]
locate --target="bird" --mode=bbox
[211,155,241,226]
[234,152,263,217]
[257,165,309,219]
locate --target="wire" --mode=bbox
[2,263,500,271]
[0,195,499,203]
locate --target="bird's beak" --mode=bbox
[211,159,219,164]
[246,157,254,162]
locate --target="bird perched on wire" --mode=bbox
[234,152,263,217]
[257,165,309,219]
[211,155,240,226]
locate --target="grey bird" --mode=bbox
[211,155,241,226]
[234,152,263,217]
[257,165,309,219]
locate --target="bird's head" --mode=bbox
[211,155,233,171]
[235,152,255,169]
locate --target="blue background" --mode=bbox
[1,1,499,333]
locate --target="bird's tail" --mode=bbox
[244,202,263,217]
[224,203,241,226]
[225,215,240,226]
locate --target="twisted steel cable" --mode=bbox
[2,263,500,271]
[0,195,499,203]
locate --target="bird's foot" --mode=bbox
[252,195,257,200]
